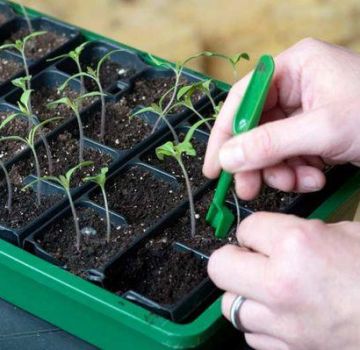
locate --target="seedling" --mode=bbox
[83,167,111,243]
[48,91,103,162]
[20,3,33,33]
[0,160,12,213]
[141,51,248,136]
[10,77,54,174]
[0,31,47,90]
[57,49,124,141]
[0,117,61,205]
[47,41,89,95]
[24,161,94,251]
[156,117,214,237]
[175,80,217,131]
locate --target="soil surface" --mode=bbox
[0,57,22,82]
[0,111,29,161]
[0,178,62,229]
[36,207,143,277]
[142,132,209,191]
[157,192,236,256]
[129,75,203,113]
[31,86,95,127]
[83,59,135,92]
[5,28,68,60]
[240,186,299,212]
[107,240,208,305]
[14,130,113,187]
[92,165,183,226]
[84,98,152,149]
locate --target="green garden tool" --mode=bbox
[206,54,275,238]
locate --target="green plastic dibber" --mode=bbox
[206,54,275,238]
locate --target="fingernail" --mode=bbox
[303,176,320,190]
[220,146,244,170]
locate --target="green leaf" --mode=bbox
[65,161,94,184]
[0,43,16,51]
[96,49,124,77]
[0,113,18,130]
[78,91,105,101]
[83,166,108,187]
[12,76,30,90]
[28,117,62,145]
[74,41,89,56]
[20,89,32,113]
[47,97,71,109]
[177,85,194,101]
[23,31,47,46]
[183,117,215,144]
[86,66,96,76]
[175,141,196,157]
[230,52,250,65]
[155,141,176,160]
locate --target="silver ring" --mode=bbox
[230,295,248,332]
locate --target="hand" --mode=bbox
[203,38,360,200]
[208,212,360,350]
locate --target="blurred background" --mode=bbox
[19,0,360,82]
[20,0,360,220]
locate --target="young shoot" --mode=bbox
[0,117,61,206]
[48,91,103,162]
[47,41,89,95]
[0,160,12,213]
[0,31,47,90]
[24,161,94,251]
[175,79,218,131]
[11,77,54,174]
[83,167,111,243]
[20,3,33,33]
[57,49,124,142]
[156,117,214,237]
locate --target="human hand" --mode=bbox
[208,212,360,350]
[203,38,360,200]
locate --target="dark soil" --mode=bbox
[107,241,208,305]
[157,192,236,256]
[83,59,135,92]
[0,180,63,229]
[36,207,144,277]
[0,111,29,161]
[14,130,113,187]
[31,86,95,127]
[129,75,203,113]
[92,165,183,226]
[0,57,22,82]
[83,98,152,149]
[240,186,299,212]
[5,28,67,60]
[142,132,209,191]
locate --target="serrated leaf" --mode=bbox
[155,141,176,160]
[175,141,196,157]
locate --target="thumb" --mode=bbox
[219,103,345,172]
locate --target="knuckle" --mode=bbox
[252,124,277,160]
[295,37,324,51]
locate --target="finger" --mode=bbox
[236,211,306,255]
[285,158,326,192]
[222,292,275,335]
[203,75,252,179]
[263,163,296,192]
[302,155,325,170]
[219,104,340,173]
[207,245,269,302]
[234,170,262,200]
[245,333,289,350]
